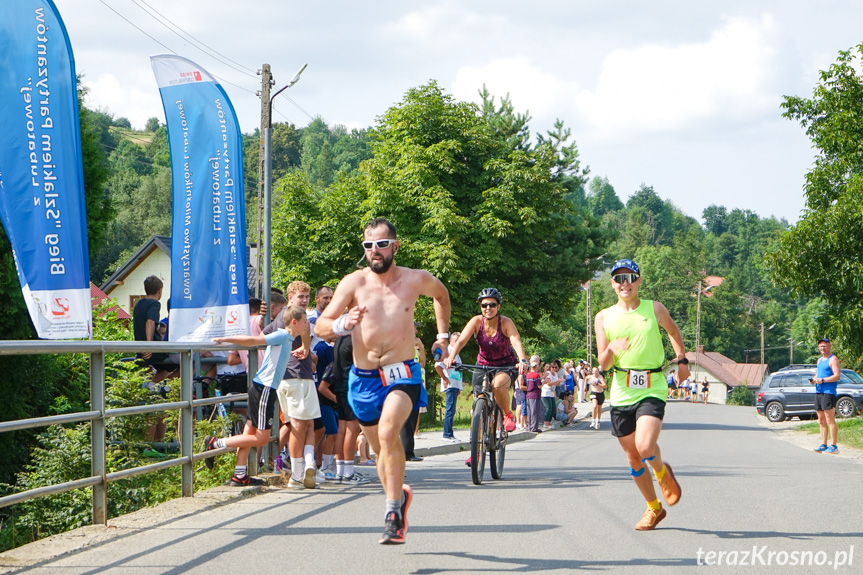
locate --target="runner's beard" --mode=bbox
[370,253,394,274]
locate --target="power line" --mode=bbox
[136,0,257,76]
[98,0,174,53]
[128,0,258,80]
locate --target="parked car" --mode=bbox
[756,364,863,422]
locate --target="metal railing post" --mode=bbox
[180,351,194,497]
[90,351,107,525]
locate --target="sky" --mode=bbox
[55,0,863,224]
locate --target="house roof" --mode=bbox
[100,235,171,295]
[90,282,131,319]
[686,350,766,388]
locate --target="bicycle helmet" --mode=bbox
[477,288,502,303]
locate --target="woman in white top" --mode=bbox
[541,363,563,429]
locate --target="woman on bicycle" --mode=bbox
[445,287,528,434]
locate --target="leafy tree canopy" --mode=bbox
[272,81,611,340]
[767,43,863,360]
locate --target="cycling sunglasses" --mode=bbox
[361,239,397,250]
[612,273,640,284]
[480,302,499,309]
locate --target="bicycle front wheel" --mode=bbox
[489,405,506,480]
[470,398,488,485]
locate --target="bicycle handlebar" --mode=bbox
[453,363,518,373]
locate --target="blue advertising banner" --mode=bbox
[150,55,249,342]
[0,0,92,338]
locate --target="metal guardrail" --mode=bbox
[0,340,274,525]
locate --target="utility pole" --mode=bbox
[256,64,272,305]
[255,63,307,326]
[760,322,765,367]
[695,280,701,382]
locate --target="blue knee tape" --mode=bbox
[641,455,656,464]
[629,467,646,477]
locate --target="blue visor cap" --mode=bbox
[818,338,831,344]
[611,259,640,275]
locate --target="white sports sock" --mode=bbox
[344,461,354,478]
[215,438,227,449]
[290,457,304,481]
[303,444,315,468]
[322,454,335,470]
[336,460,345,477]
[234,465,246,478]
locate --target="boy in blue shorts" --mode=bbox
[204,305,309,486]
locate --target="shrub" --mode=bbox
[727,385,756,406]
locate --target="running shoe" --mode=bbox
[303,466,317,489]
[825,445,839,454]
[813,444,828,453]
[324,468,339,481]
[657,463,681,506]
[379,511,405,544]
[635,507,667,531]
[400,485,412,534]
[315,468,328,484]
[229,474,265,487]
[341,473,370,486]
[287,477,305,489]
[503,412,517,432]
[202,436,218,470]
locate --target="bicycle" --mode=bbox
[454,363,517,485]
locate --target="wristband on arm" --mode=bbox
[333,314,353,337]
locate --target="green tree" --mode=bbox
[272,81,611,343]
[587,176,624,217]
[767,44,863,359]
[144,117,161,132]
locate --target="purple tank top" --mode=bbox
[476,316,517,366]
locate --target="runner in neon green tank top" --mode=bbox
[594,259,689,531]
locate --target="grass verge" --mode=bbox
[798,416,863,451]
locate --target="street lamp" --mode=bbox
[260,63,307,323]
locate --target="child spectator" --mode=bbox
[525,356,543,432]
[204,305,309,486]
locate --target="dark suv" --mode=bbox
[756,364,863,422]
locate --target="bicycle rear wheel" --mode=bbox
[489,405,506,480]
[470,398,488,485]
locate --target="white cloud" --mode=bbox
[575,14,780,140]
[86,73,164,130]
[451,57,580,124]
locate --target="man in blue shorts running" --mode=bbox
[316,217,451,545]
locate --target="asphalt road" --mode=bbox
[6,403,862,574]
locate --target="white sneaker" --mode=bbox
[588,421,595,428]
[287,477,305,489]
[303,467,317,489]
[341,473,371,486]
[315,468,327,484]
[594,421,600,429]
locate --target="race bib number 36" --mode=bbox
[380,362,410,386]
[627,370,650,389]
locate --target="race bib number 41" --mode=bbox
[627,370,650,389]
[380,362,411,386]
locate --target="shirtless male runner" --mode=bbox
[316,217,451,545]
